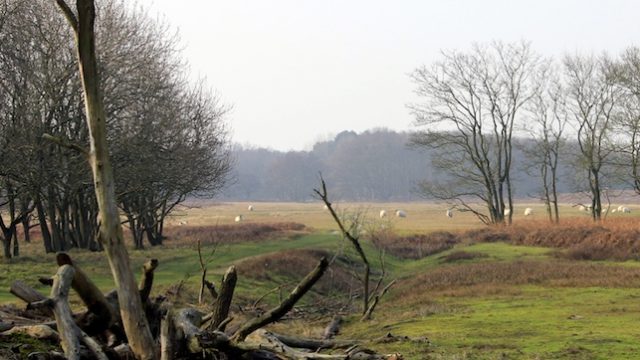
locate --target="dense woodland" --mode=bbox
[223,129,576,203]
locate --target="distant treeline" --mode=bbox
[221,129,573,202]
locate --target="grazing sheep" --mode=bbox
[612,209,617,213]
[379,210,387,218]
[248,205,254,211]
[524,208,534,216]
[623,207,631,213]
[178,220,188,226]
[578,205,586,212]
[395,210,406,218]
[446,209,453,218]
[504,208,511,216]
[323,204,329,211]
[618,205,625,212]
[235,215,243,222]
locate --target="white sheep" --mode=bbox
[177,220,188,226]
[623,207,631,214]
[524,207,534,216]
[395,209,407,218]
[612,209,617,213]
[248,205,254,211]
[323,204,329,211]
[379,210,387,218]
[578,205,586,212]
[234,215,243,222]
[504,208,511,216]
[446,209,453,218]
[618,205,625,212]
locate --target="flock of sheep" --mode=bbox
[227,203,633,224]
[578,204,632,214]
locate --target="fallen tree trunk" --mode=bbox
[232,257,328,342]
[10,281,52,317]
[239,329,392,360]
[271,332,357,350]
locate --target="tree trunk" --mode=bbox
[53,1,156,358]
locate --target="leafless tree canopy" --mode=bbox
[409,41,544,224]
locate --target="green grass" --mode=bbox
[344,286,640,359]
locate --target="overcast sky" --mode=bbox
[141,0,639,151]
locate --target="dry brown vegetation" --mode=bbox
[165,222,307,246]
[371,218,640,261]
[397,260,640,300]
[235,249,357,295]
[369,231,459,259]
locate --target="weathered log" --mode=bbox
[32,265,81,359]
[139,259,158,303]
[173,308,230,353]
[31,265,108,360]
[56,253,114,334]
[322,316,342,340]
[231,257,329,342]
[10,281,51,316]
[209,266,236,330]
[271,332,357,350]
[238,329,392,360]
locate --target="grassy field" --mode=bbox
[2,201,640,359]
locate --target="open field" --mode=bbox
[3,202,640,359]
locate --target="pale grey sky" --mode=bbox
[142,0,639,151]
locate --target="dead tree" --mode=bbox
[314,176,395,319]
[52,1,156,358]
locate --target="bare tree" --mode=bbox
[409,41,543,224]
[564,53,620,221]
[521,68,568,223]
[52,0,156,358]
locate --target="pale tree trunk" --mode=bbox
[53,1,156,359]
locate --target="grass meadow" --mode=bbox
[2,201,640,359]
